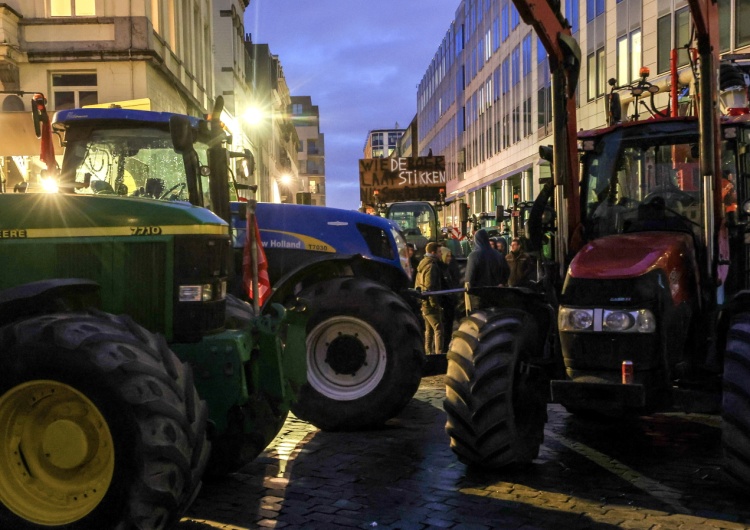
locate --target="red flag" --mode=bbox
[33,94,57,175]
[242,213,272,308]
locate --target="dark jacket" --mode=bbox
[465,229,509,288]
[416,254,444,313]
[506,249,533,287]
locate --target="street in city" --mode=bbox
[179,376,750,530]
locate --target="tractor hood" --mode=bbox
[0,193,227,237]
[568,232,698,305]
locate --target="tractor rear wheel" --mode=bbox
[291,277,424,431]
[444,308,547,467]
[722,312,750,490]
[0,311,209,530]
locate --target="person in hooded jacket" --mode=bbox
[415,242,445,354]
[464,229,509,310]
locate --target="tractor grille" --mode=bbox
[172,235,231,342]
[55,240,168,334]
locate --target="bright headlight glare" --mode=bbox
[41,178,59,193]
[603,310,634,331]
[559,307,594,331]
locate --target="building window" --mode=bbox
[738,0,750,48]
[587,48,606,100]
[52,73,98,109]
[292,103,303,115]
[657,6,691,74]
[587,0,605,22]
[522,34,532,78]
[387,132,400,156]
[502,3,510,42]
[371,132,384,158]
[565,0,580,34]
[616,29,641,85]
[51,0,95,16]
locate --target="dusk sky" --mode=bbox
[245,1,460,210]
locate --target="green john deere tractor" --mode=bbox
[0,97,307,529]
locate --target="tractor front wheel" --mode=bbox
[0,311,209,529]
[291,277,424,431]
[444,308,547,467]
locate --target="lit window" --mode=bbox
[51,0,96,16]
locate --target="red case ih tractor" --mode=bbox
[443,0,750,490]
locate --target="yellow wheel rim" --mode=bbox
[0,380,114,526]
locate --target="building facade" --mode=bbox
[363,127,405,159]
[0,0,298,204]
[291,95,326,206]
[417,0,750,229]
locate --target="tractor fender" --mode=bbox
[263,253,410,311]
[0,279,101,327]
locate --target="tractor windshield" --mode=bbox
[581,129,703,241]
[385,202,437,254]
[63,127,209,201]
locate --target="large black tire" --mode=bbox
[722,312,750,490]
[209,294,288,476]
[444,308,547,468]
[290,277,424,431]
[0,310,210,530]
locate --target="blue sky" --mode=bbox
[245,0,459,210]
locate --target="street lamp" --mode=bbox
[244,106,265,126]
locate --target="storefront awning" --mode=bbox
[0,112,63,157]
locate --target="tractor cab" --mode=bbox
[579,119,704,244]
[384,200,440,257]
[52,108,212,205]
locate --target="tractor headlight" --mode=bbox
[635,309,656,333]
[603,310,634,331]
[179,281,226,302]
[559,307,594,331]
[560,306,656,333]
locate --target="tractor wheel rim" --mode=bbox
[306,316,387,401]
[0,380,114,526]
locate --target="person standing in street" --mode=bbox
[465,229,509,309]
[439,246,461,352]
[406,243,420,284]
[415,242,445,354]
[506,237,533,287]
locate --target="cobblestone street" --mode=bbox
[179,376,750,530]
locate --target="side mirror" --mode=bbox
[243,149,255,177]
[608,92,622,125]
[495,204,506,222]
[459,203,469,223]
[539,145,553,164]
[169,115,194,153]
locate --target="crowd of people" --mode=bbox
[413,228,533,354]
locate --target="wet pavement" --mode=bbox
[179,376,750,530]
